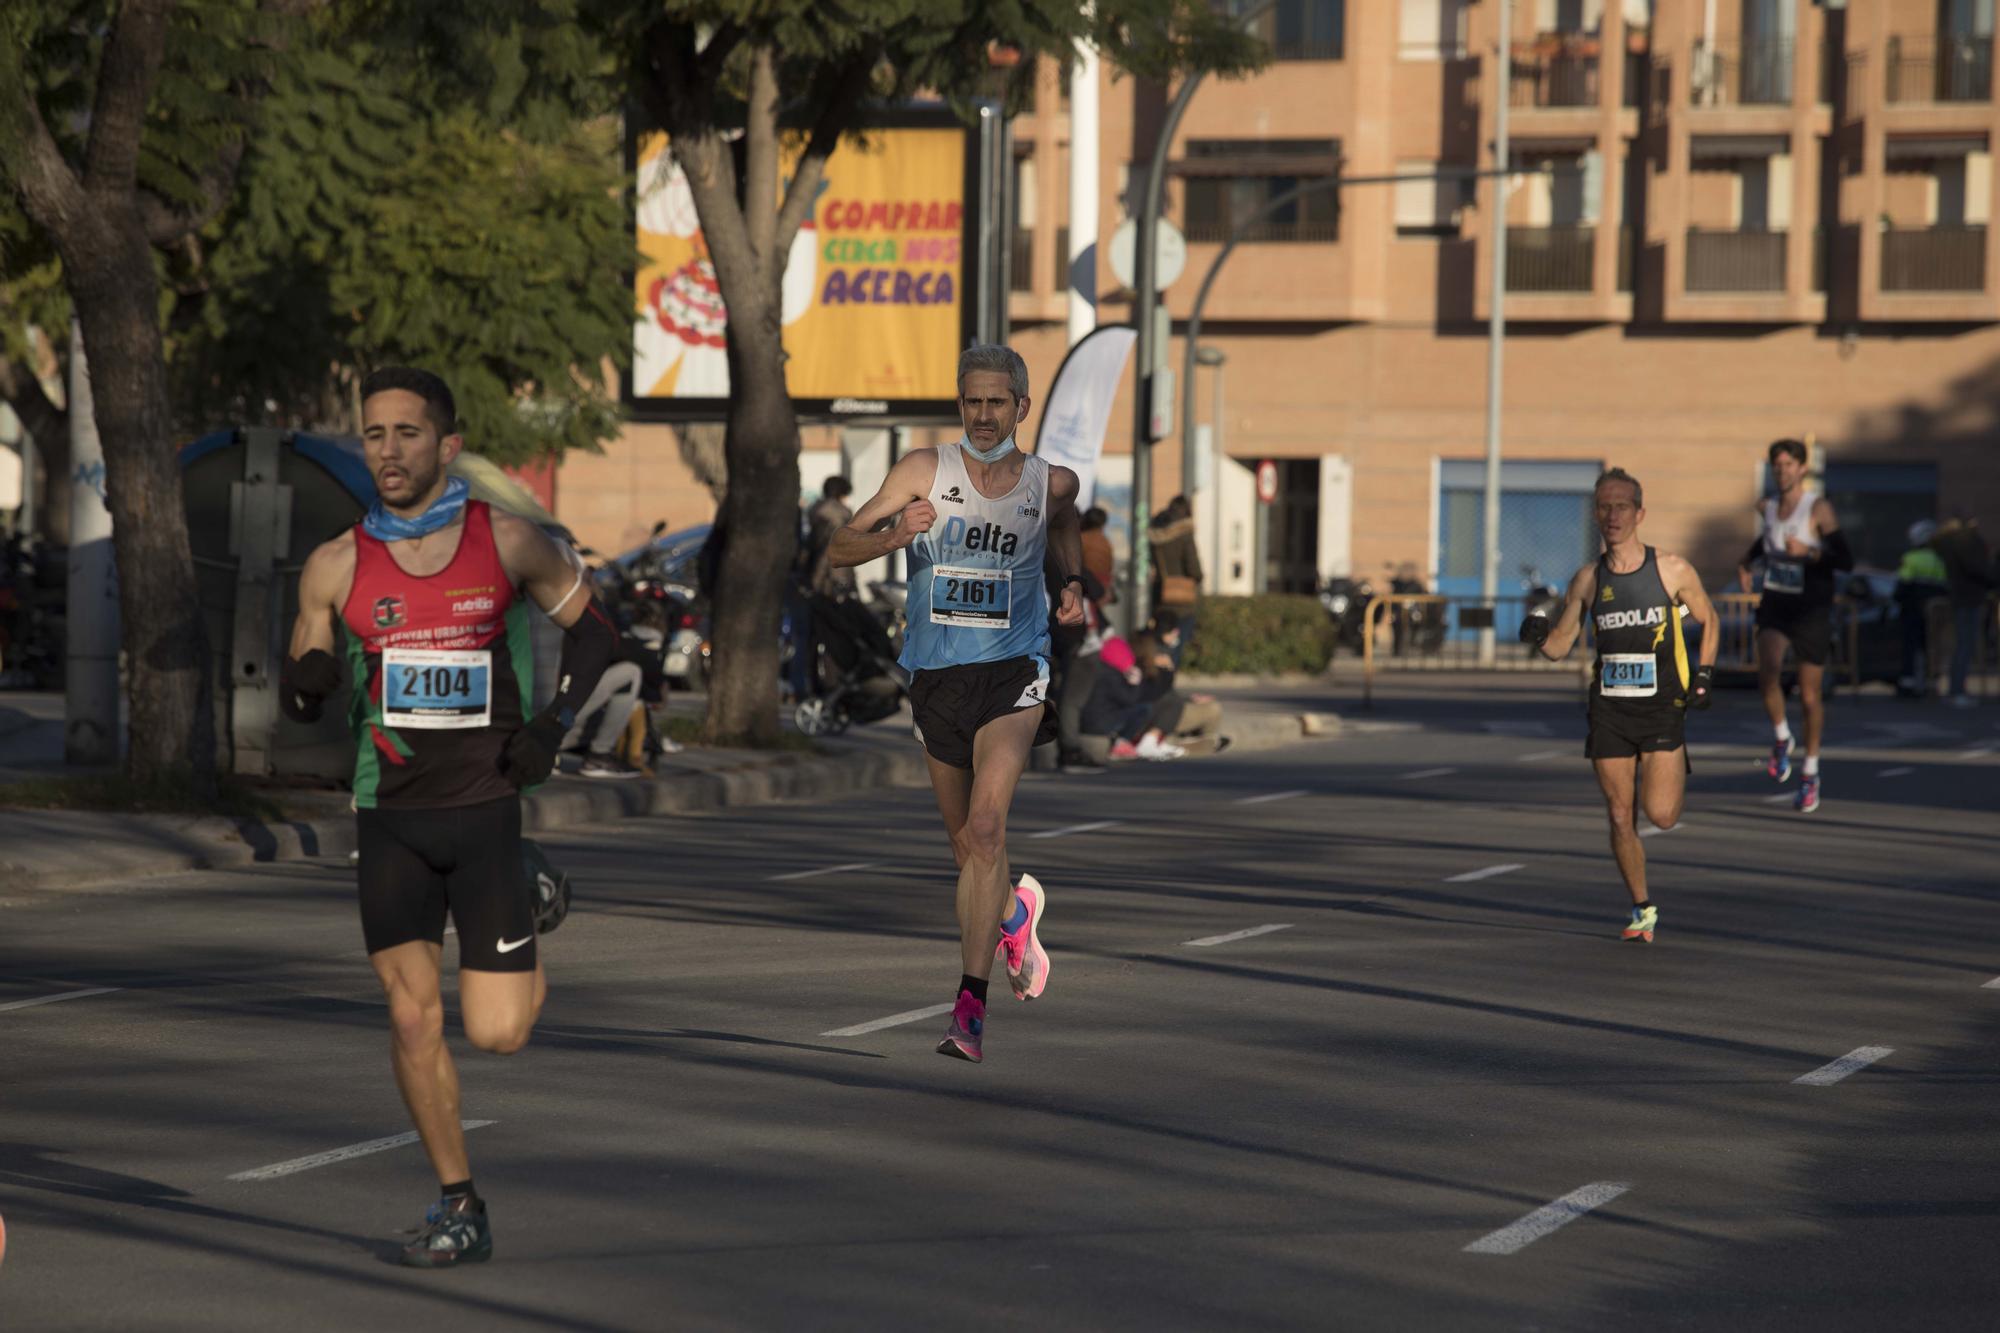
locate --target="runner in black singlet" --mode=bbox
[1521,469,1721,943]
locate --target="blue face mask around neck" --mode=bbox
[363,474,469,541]
[961,433,1017,464]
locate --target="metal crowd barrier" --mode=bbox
[1358,593,1590,709]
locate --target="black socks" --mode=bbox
[441,1178,480,1211]
[959,974,989,1005]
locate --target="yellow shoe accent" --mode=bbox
[1620,905,1658,942]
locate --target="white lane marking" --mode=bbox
[1445,864,1522,884]
[1762,791,1798,804]
[1235,789,1309,805]
[1877,766,1915,778]
[1517,749,1563,763]
[1186,924,1294,948]
[1399,767,1457,781]
[0,986,122,1013]
[1638,823,1679,838]
[230,1121,496,1181]
[768,861,878,883]
[1464,1182,1631,1255]
[1029,820,1122,840]
[1793,1046,1894,1086]
[1962,746,1994,759]
[821,1003,955,1037]
[1983,977,2000,989]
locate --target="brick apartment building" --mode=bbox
[561,0,2000,603]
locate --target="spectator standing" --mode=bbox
[1894,520,1949,696]
[1080,506,1116,623]
[805,476,857,600]
[1147,495,1201,664]
[1934,512,1997,707]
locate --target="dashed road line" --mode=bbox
[1876,766,1915,778]
[1234,789,1310,805]
[1638,823,1679,839]
[1518,750,1563,763]
[0,986,122,1013]
[1029,821,1123,840]
[1793,1046,1893,1086]
[821,1003,954,1038]
[768,861,879,883]
[1762,792,1798,804]
[1186,924,1293,948]
[1445,864,1522,884]
[1983,977,2000,990]
[230,1121,496,1182]
[1464,1182,1631,1255]
[1399,767,1457,781]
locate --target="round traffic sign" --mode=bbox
[1256,460,1278,504]
[1108,218,1188,291]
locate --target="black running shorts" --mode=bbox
[355,795,535,972]
[1754,597,1833,667]
[907,653,1056,770]
[1585,702,1688,765]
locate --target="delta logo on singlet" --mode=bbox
[939,516,1018,558]
[373,595,406,630]
[1596,606,1666,632]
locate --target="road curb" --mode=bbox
[0,708,1328,897]
[0,744,939,897]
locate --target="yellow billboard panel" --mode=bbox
[631,119,976,421]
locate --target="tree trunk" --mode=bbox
[66,221,215,792]
[703,321,799,748]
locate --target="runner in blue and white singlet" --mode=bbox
[827,344,1087,1064]
[901,439,1053,675]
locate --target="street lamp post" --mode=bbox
[1479,0,1514,666]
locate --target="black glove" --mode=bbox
[1518,609,1551,648]
[1689,664,1715,710]
[499,712,568,789]
[280,649,342,723]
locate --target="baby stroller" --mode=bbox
[793,592,910,736]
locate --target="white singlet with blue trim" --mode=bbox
[899,441,1052,674]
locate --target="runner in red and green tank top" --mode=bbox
[281,367,620,1268]
[341,498,537,809]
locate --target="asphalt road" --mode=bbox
[3,689,1998,1331]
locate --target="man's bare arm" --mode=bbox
[1536,563,1598,661]
[1661,554,1720,668]
[1045,466,1085,626]
[280,536,355,721]
[828,450,938,569]
[493,513,592,630]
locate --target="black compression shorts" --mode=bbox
[1754,597,1834,667]
[1586,702,1689,768]
[907,654,1056,769]
[355,795,535,972]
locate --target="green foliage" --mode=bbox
[1185,594,1336,676]
[3,1,631,465]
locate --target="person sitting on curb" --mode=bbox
[1082,635,1187,761]
[1132,615,1228,754]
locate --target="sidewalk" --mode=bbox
[0,685,1336,896]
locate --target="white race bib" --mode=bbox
[381,647,492,729]
[1600,652,1658,699]
[930,565,1012,629]
[1765,558,1805,594]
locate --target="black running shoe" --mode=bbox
[522,838,571,936]
[399,1195,491,1268]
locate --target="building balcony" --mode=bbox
[1687,228,1786,291]
[1881,225,1987,291]
[1690,38,1795,108]
[1511,45,1599,109]
[1182,219,1339,244]
[1507,225,1595,290]
[1885,36,1993,105]
[1009,229,1035,293]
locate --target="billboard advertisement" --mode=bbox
[628,109,991,423]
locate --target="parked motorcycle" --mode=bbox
[1388,566,1446,656]
[1318,574,1374,654]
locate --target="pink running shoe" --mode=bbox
[997,874,1050,1001]
[1108,739,1140,762]
[935,989,985,1062]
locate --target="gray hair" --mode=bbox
[957,343,1029,400]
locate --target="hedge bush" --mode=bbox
[1182,594,1335,675]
